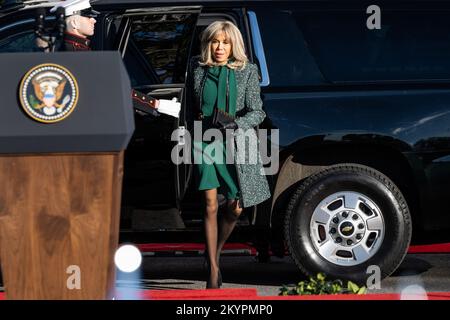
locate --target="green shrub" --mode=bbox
[279,273,366,296]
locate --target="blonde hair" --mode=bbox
[199,21,248,70]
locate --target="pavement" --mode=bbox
[116,253,450,296]
[1,247,448,298]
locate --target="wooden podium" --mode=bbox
[0,52,134,299]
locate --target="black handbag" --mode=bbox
[212,107,235,128]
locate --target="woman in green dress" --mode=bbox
[189,21,271,288]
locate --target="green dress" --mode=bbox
[193,65,239,200]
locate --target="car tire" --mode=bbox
[284,163,412,284]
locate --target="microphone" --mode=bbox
[35,7,46,37]
[55,7,66,37]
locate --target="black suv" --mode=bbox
[1,0,450,283]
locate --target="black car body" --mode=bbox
[1,0,450,282]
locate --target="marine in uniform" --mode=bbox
[51,0,180,118]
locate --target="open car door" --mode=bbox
[109,6,201,214]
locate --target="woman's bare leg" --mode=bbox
[204,188,220,288]
[216,199,243,263]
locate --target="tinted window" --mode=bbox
[0,12,72,53]
[250,8,326,87]
[123,13,197,86]
[297,10,450,82]
[253,6,450,85]
[0,16,84,53]
[0,29,41,52]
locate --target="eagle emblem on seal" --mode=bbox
[19,64,79,123]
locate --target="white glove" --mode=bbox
[158,98,181,118]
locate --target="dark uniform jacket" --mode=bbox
[63,32,91,51]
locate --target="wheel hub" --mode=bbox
[329,211,366,246]
[309,191,385,266]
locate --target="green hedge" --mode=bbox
[279,273,366,296]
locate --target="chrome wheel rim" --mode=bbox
[309,191,385,266]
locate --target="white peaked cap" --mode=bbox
[50,0,96,17]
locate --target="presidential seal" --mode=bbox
[19,63,79,123]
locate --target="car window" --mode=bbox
[252,6,450,85]
[0,10,105,53]
[297,9,450,82]
[0,29,38,52]
[0,12,65,53]
[249,8,326,87]
[122,13,198,86]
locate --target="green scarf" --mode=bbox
[202,64,237,117]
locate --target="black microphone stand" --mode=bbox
[34,7,66,52]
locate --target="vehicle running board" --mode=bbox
[132,208,186,231]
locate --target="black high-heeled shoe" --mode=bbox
[204,250,222,288]
[203,250,210,271]
[206,268,222,289]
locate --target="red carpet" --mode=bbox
[408,243,450,253]
[116,289,450,300]
[255,292,450,300]
[1,289,450,300]
[115,288,258,300]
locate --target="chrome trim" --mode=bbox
[124,6,202,16]
[118,17,130,58]
[247,11,269,87]
[122,25,131,59]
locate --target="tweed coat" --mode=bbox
[188,57,271,208]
